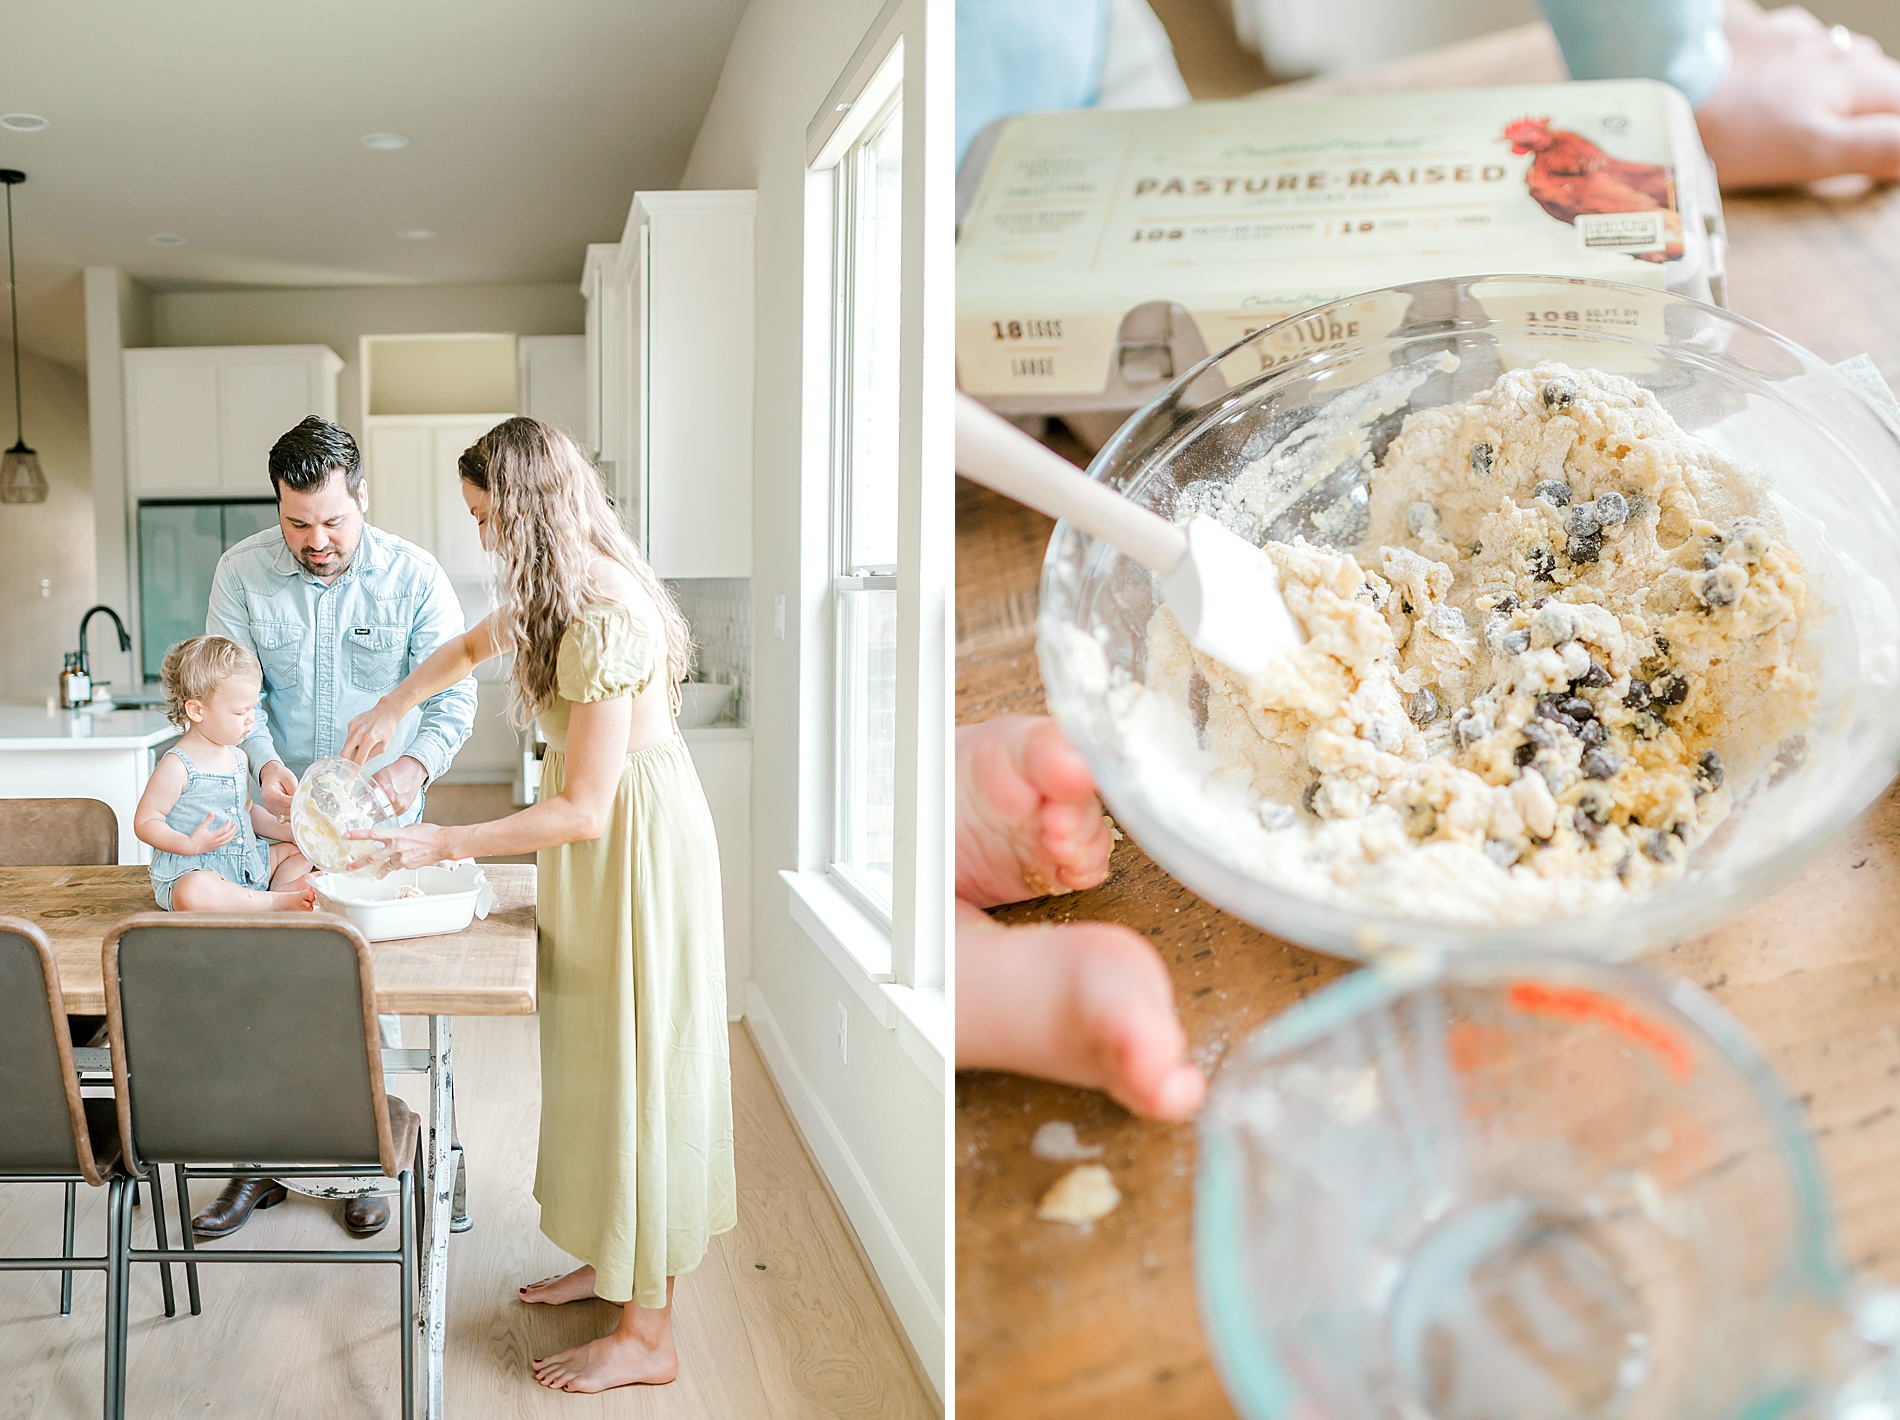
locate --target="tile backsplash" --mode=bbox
[667,577,750,728]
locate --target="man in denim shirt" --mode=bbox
[196,415,477,1242]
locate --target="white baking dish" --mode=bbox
[310,862,498,943]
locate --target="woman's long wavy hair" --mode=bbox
[459,417,693,727]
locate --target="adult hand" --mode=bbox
[258,759,298,819]
[342,698,405,766]
[371,755,429,817]
[347,821,455,875]
[1697,7,1900,189]
[182,812,240,855]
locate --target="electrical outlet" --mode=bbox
[836,1001,848,1064]
[773,593,786,640]
[39,578,51,599]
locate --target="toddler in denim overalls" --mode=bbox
[134,635,315,911]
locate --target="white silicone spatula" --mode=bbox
[955,393,1302,678]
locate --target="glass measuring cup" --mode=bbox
[1196,951,1900,1420]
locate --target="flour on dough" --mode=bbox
[1037,1164,1122,1225]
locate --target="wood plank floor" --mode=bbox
[0,1017,938,1419]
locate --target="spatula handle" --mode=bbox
[955,394,1187,575]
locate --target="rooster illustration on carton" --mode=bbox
[1502,116,1684,263]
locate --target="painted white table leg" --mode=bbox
[422,1015,455,1419]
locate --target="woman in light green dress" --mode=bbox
[341,416,735,1393]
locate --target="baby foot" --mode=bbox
[267,886,316,912]
[531,1331,678,1392]
[518,1265,596,1304]
[957,716,1115,909]
[957,907,1206,1121]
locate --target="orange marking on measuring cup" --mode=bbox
[1506,982,1695,1080]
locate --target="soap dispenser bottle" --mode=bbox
[58,651,91,709]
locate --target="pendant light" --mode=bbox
[0,169,46,505]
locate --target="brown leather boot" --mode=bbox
[343,1194,390,1238]
[192,1178,288,1239]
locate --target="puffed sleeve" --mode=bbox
[555,604,656,704]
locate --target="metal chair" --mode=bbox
[0,915,170,1418]
[0,797,119,866]
[103,912,421,1420]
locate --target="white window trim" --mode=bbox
[781,869,946,1087]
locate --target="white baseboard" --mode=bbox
[743,983,944,1398]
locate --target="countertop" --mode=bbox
[956,22,1900,1420]
[0,702,181,751]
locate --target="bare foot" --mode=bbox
[518,1264,596,1305]
[957,716,1115,908]
[957,907,1206,1121]
[531,1330,678,1392]
[268,885,317,912]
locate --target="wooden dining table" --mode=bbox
[955,22,1900,1420]
[0,860,538,1420]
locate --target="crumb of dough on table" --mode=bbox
[1145,361,1816,926]
[1037,1164,1122,1225]
[1031,1120,1104,1161]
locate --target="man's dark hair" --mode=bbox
[268,416,363,499]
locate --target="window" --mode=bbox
[825,61,904,922]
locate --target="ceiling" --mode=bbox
[0,0,749,367]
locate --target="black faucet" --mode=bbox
[78,605,132,678]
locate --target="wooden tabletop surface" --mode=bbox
[955,24,1900,1420]
[0,861,538,1017]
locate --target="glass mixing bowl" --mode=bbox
[290,755,397,875]
[1037,275,1900,959]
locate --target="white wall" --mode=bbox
[0,348,102,704]
[680,0,948,1396]
[149,281,583,436]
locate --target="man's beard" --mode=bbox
[296,543,355,578]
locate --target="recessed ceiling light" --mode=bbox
[396,228,435,240]
[149,232,186,246]
[360,132,410,150]
[0,114,49,133]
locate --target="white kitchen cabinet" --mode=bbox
[685,731,752,1016]
[581,191,754,579]
[362,415,503,581]
[124,345,342,497]
[517,335,587,444]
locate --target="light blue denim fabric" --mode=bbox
[957,0,1109,163]
[205,521,476,821]
[1539,0,1731,108]
[147,745,272,910]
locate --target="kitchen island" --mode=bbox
[0,703,180,865]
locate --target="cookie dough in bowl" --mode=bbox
[1039,276,1900,960]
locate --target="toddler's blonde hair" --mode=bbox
[159,635,261,729]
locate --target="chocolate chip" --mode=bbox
[1567,532,1603,563]
[1522,720,1557,751]
[1593,491,1628,527]
[1541,377,1577,412]
[1470,442,1495,477]
[1493,592,1518,615]
[1514,741,1537,767]
[1559,696,1595,722]
[1695,749,1725,794]
[1484,838,1521,868]
[1527,547,1557,583]
[1302,781,1322,815]
[1581,748,1621,779]
[1470,541,1483,557]
[1573,808,1605,841]
[1700,565,1746,608]
[1501,628,1531,655]
[1651,672,1688,707]
[1576,660,1611,689]
[1624,679,1651,711]
[1565,504,1601,538]
[1533,480,1571,508]
[1407,688,1439,725]
[1699,547,1722,570]
[1576,792,1610,825]
[1671,820,1692,841]
[1580,718,1607,747]
[1642,830,1675,863]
